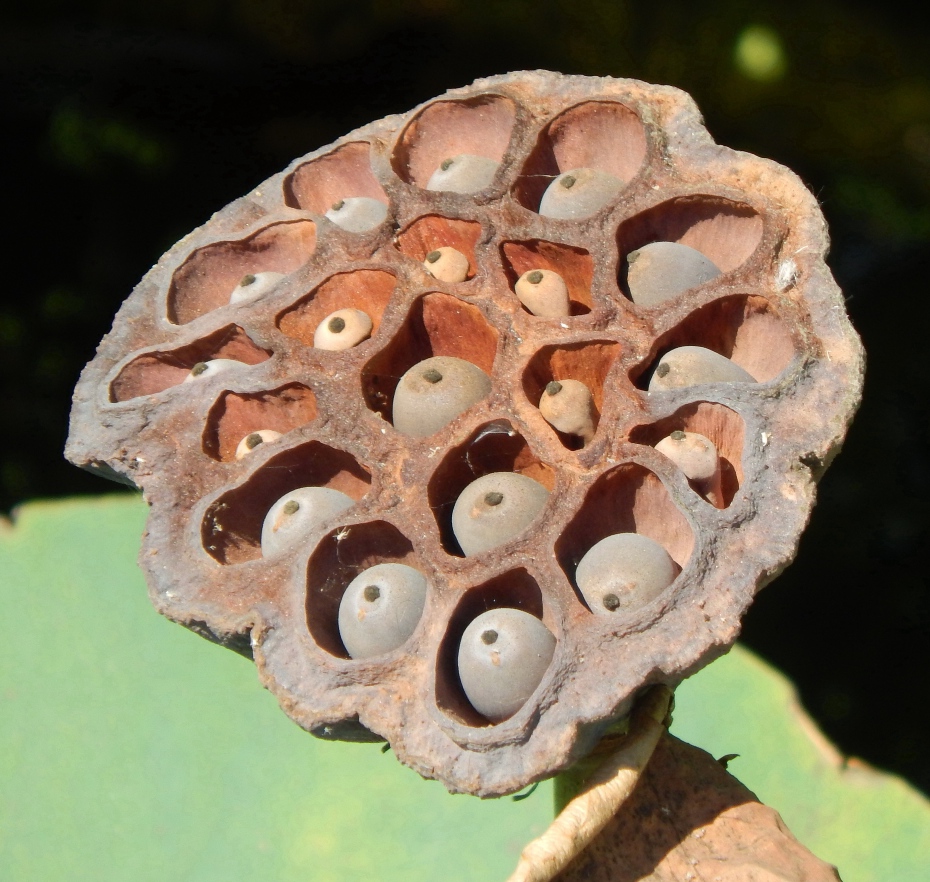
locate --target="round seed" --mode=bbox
[338,563,428,658]
[451,472,549,556]
[422,246,470,283]
[539,378,595,443]
[648,346,756,392]
[261,486,355,560]
[626,242,721,307]
[515,268,570,317]
[229,271,286,304]
[234,429,283,460]
[575,533,678,615]
[392,356,491,438]
[538,168,624,220]
[426,153,500,194]
[313,308,373,351]
[324,196,388,233]
[457,608,556,722]
[182,358,245,383]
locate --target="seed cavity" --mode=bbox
[527,270,544,285]
[560,174,576,189]
[481,629,498,645]
[602,593,621,611]
[282,500,300,515]
[426,250,442,263]
[239,274,256,287]
[328,316,346,333]
[422,368,443,384]
[363,584,381,602]
[245,433,264,449]
[190,362,208,376]
[545,381,563,397]
[484,491,504,507]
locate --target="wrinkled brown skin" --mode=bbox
[66,71,864,797]
[556,735,842,882]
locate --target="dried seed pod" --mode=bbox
[626,242,721,307]
[324,197,388,233]
[229,271,286,304]
[648,346,756,392]
[575,533,678,615]
[655,430,723,507]
[182,358,245,383]
[234,429,283,460]
[426,154,500,194]
[539,379,595,443]
[457,608,556,722]
[338,563,428,659]
[538,168,624,219]
[392,356,491,438]
[261,487,355,560]
[67,72,863,798]
[423,246,470,283]
[313,308,373,351]
[451,472,550,556]
[515,269,571,317]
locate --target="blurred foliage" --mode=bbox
[2,496,928,881]
[1,0,928,807]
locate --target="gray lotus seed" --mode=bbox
[229,271,286,304]
[324,196,388,233]
[648,346,756,392]
[514,268,570,317]
[338,563,428,659]
[451,472,549,556]
[457,608,556,722]
[626,242,721,307]
[313,308,373,351]
[422,246,470,283]
[575,533,678,615]
[392,356,491,438]
[182,358,245,383]
[234,429,283,460]
[260,486,355,560]
[538,168,624,220]
[426,154,501,194]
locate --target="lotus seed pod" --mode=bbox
[234,429,283,460]
[422,246,470,283]
[655,430,724,507]
[392,356,491,438]
[182,358,245,383]
[457,608,556,723]
[539,379,595,443]
[313,308,373,351]
[648,346,756,392]
[68,73,863,798]
[229,271,286,304]
[451,472,549,556]
[538,168,624,220]
[426,154,500,194]
[324,197,388,233]
[337,563,429,659]
[575,533,678,615]
[260,486,355,560]
[626,242,721,307]
[514,269,571,317]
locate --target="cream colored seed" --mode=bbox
[655,430,723,507]
[422,246,470,283]
[324,197,388,233]
[182,358,244,383]
[515,268,570,317]
[539,379,595,444]
[229,271,286,305]
[313,308,373,351]
[234,429,283,460]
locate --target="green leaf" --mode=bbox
[673,644,930,881]
[2,496,928,881]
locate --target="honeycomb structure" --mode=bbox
[66,72,863,797]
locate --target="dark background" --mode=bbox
[3,1,928,794]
